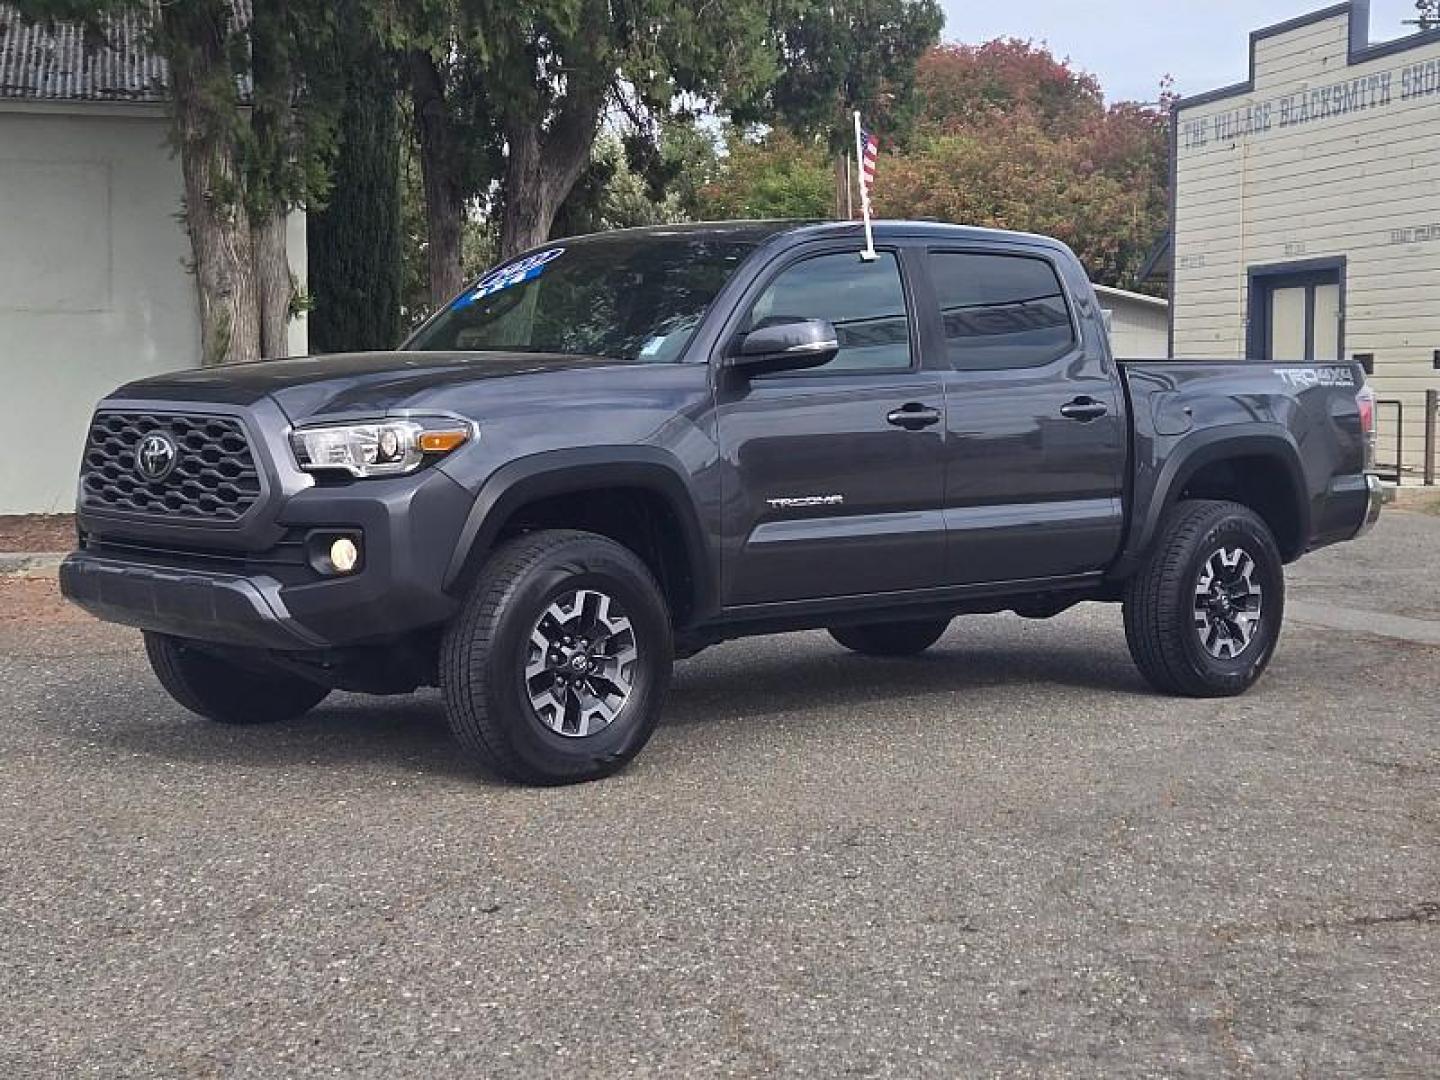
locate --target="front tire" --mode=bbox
[439,530,673,785]
[1123,500,1284,697]
[829,618,951,657]
[143,633,330,724]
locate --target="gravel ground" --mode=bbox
[1,514,1437,1077]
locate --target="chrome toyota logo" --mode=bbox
[135,432,179,481]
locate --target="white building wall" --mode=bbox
[1095,288,1170,359]
[1172,5,1440,473]
[0,105,307,515]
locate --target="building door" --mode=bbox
[1249,261,1345,362]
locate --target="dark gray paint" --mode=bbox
[61,221,1377,657]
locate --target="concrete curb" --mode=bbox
[0,552,65,578]
[1391,486,1439,512]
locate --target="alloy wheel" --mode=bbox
[1193,545,1264,660]
[524,588,639,737]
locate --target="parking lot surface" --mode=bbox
[2,513,1437,1077]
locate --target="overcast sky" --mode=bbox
[940,0,1424,104]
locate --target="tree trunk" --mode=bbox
[252,213,292,358]
[499,92,604,259]
[163,4,261,367]
[247,0,294,358]
[500,127,553,258]
[408,49,464,306]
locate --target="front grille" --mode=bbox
[82,412,262,522]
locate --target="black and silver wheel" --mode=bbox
[143,633,330,725]
[829,618,951,657]
[1192,545,1265,660]
[525,588,640,738]
[440,530,673,785]
[1123,500,1284,698]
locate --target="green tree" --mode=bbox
[391,0,938,303]
[307,0,403,353]
[550,120,722,239]
[390,0,778,304]
[742,0,943,149]
[694,130,834,220]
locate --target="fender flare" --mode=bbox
[442,447,715,620]
[1117,426,1311,577]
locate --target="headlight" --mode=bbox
[290,418,473,478]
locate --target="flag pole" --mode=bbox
[853,110,877,261]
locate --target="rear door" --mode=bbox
[713,243,948,607]
[919,246,1127,584]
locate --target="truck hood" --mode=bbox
[110,350,639,422]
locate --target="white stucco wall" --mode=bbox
[0,103,307,515]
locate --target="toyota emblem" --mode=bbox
[136,432,179,481]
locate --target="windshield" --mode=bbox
[405,234,760,362]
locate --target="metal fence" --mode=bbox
[1378,389,1439,486]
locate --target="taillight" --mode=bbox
[1356,384,1377,471]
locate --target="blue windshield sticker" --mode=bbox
[454,248,566,307]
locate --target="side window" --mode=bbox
[746,251,912,372]
[929,252,1076,371]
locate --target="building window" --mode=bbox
[1247,261,1345,363]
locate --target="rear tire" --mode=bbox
[143,633,330,725]
[1123,500,1284,697]
[829,618,951,657]
[439,530,673,785]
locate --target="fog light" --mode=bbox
[330,537,360,574]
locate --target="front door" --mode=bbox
[714,247,947,607]
[922,247,1127,584]
[1249,261,1345,362]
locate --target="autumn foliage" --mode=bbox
[873,40,1171,288]
[699,38,1171,290]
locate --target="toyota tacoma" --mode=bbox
[60,221,1386,784]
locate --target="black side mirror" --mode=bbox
[727,318,840,377]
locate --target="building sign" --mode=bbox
[1181,56,1440,152]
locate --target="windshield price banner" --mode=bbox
[458,248,566,306]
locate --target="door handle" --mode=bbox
[887,403,942,430]
[1059,397,1109,422]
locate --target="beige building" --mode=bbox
[1094,285,1170,359]
[0,6,306,515]
[1169,0,1440,476]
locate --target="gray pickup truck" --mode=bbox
[61,221,1384,784]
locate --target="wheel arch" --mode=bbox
[1124,428,1312,573]
[444,448,715,627]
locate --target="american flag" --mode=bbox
[858,127,880,202]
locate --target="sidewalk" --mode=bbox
[1393,485,1440,515]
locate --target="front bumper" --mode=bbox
[1353,474,1392,539]
[66,462,475,651]
[60,554,326,650]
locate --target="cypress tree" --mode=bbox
[307,4,402,353]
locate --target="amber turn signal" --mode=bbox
[418,429,469,454]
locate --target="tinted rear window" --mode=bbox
[929,252,1076,371]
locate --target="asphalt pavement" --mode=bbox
[1,512,1437,1077]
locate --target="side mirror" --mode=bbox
[727,319,839,377]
